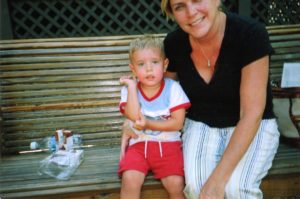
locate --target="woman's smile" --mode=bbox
[190,16,205,27]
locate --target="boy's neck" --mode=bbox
[138,79,165,100]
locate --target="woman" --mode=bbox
[160,0,280,198]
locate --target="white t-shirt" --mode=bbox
[119,78,191,146]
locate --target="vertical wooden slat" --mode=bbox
[238,0,251,17]
[0,110,3,157]
[0,0,13,39]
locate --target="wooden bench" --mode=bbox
[0,24,300,199]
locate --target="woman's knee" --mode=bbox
[161,175,185,196]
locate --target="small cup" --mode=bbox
[30,141,39,150]
[73,134,82,149]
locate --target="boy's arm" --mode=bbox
[135,108,186,132]
[134,80,190,132]
[120,76,141,121]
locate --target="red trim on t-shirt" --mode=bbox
[119,102,127,114]
[170,102,191,113]
[137,79,165,101]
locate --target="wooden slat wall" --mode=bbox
[1,24,300,155]
[267,24,300,82]
[0,34,164,154]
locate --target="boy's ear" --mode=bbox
[163,58,169,72]
[129,63,136,73]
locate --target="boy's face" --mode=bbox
[130,48,169,87]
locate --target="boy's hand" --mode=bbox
[119,75,137,87]
[134,111,146,130]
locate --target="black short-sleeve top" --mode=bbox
[164,12,275,128]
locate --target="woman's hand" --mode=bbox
[199,178,225,199]
[122,119,139,139]
[119,132,130,161]
[120,119,139,160]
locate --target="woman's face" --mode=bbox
[170,0,220,39]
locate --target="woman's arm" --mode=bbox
[199,55,269,198]
[164,71,178,80]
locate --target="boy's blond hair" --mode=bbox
[129,35,165,63]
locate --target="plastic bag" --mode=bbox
[183,184,198,199]
[38,149,84,180]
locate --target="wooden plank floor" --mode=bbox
[0,143,299,199]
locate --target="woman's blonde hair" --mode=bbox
[129,35,165,62]
[161,0,174,20]
[161,0,223,20]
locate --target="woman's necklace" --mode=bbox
[199,46,211,67]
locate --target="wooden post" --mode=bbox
[0,0,13,39]
[0,110,3,158]
[238,0,252,18]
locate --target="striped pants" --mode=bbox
[182,119,280,199]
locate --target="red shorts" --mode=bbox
[118,141,184,179]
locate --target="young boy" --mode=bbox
[118,35,191,199]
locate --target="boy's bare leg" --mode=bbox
[120,170,145,199]
[161,175,185,199]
